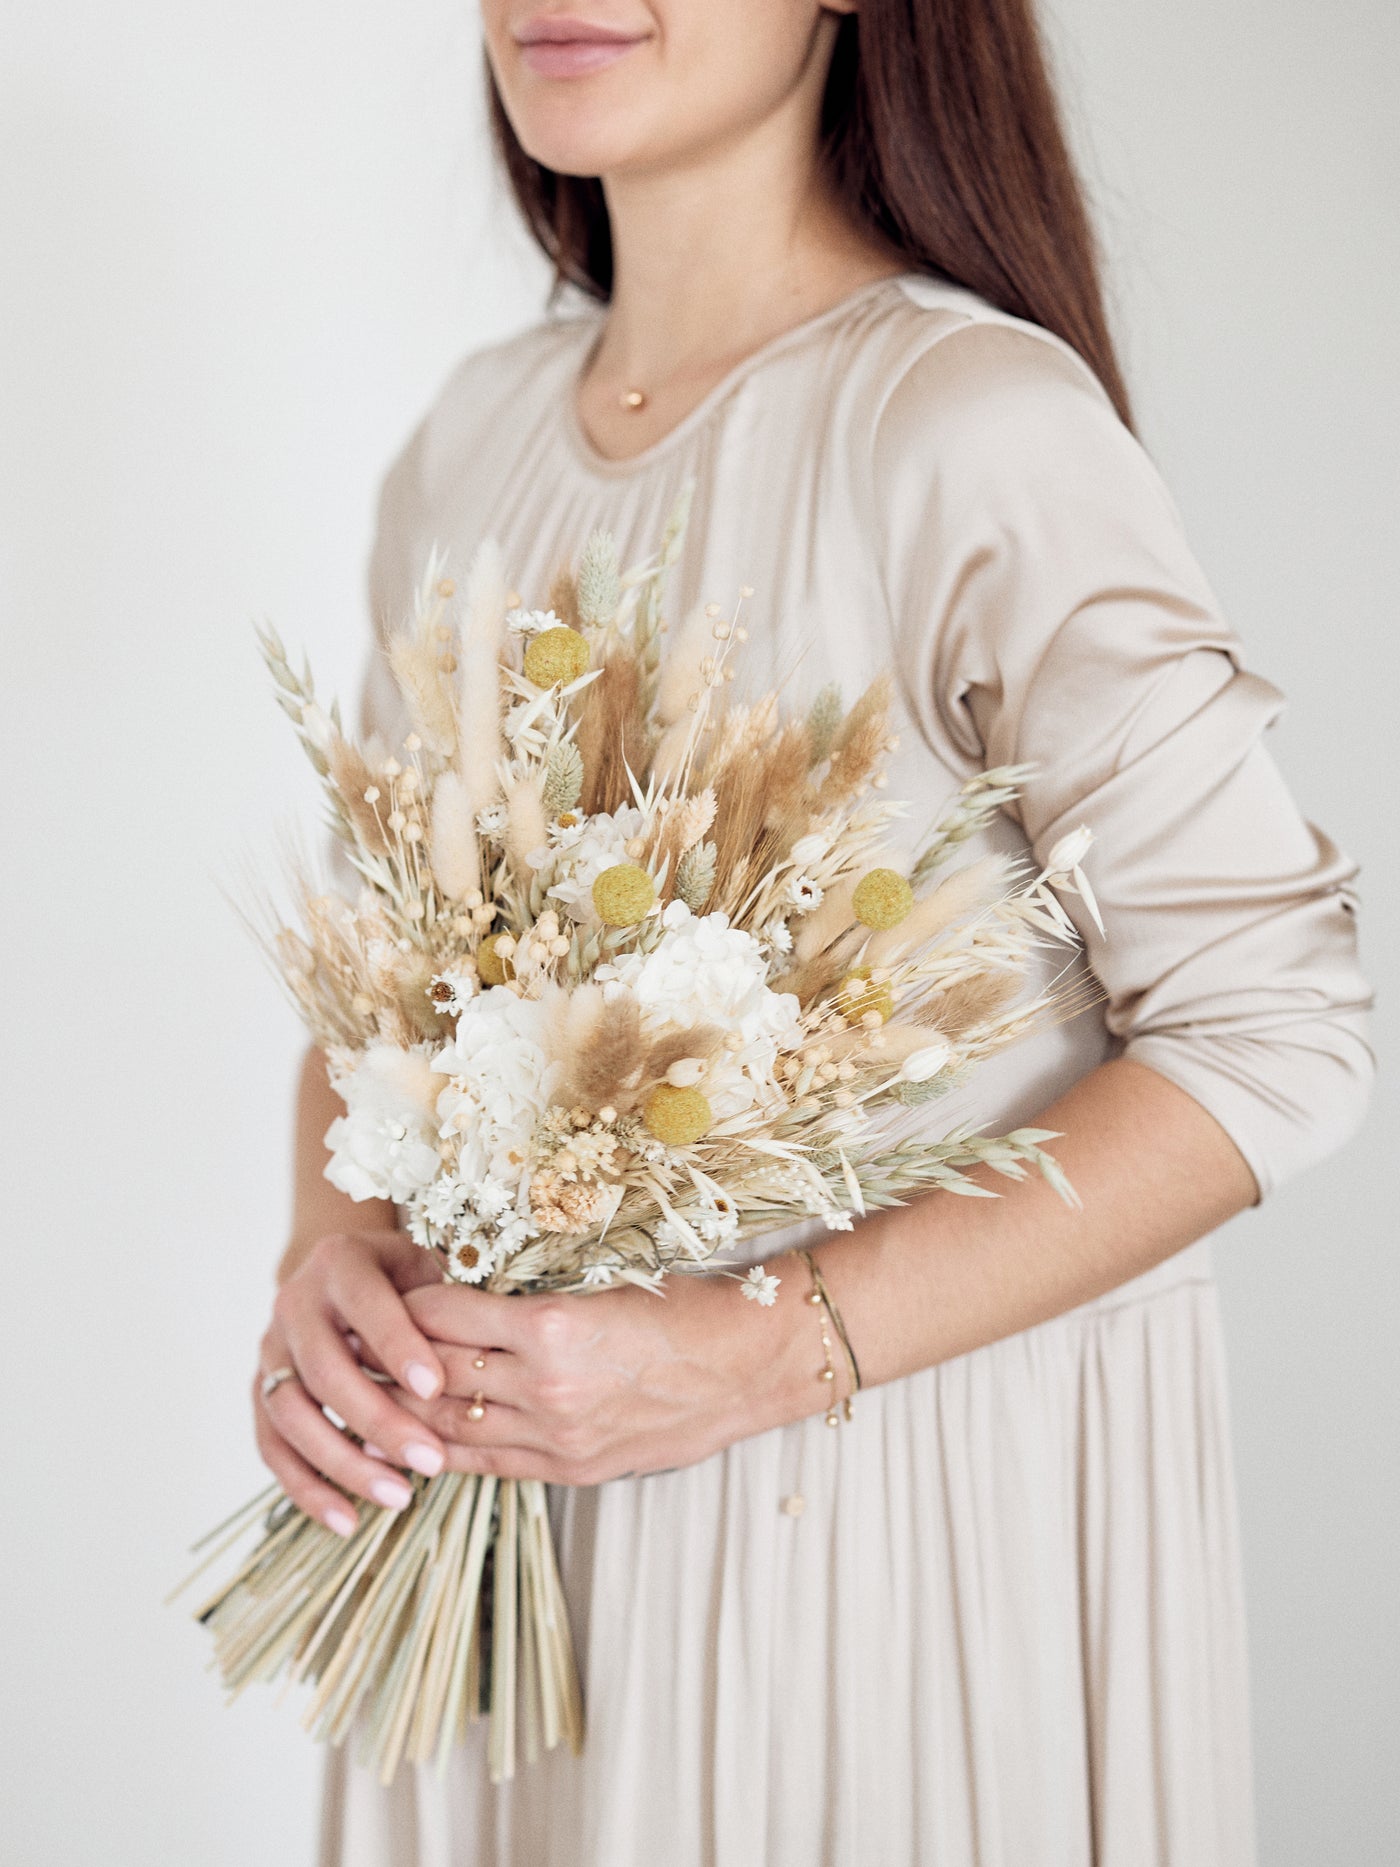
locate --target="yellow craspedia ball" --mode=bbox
[476,932,515,987]
[837,967,893,1026]
[591,863,656,927]
[852,867,914,931]
[643,1084,713,1147]
[524,626,590,688]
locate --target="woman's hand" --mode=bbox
[387,1257,826,1487]
[253,1228,454,1535]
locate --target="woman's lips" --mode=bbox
[515,17,648,78]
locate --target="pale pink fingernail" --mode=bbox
[403,1441,443,1477]
[405,1361,439,1399]
[326,1506,358,1538]
[371,1477,413,1510]
[363,1443,388,1461]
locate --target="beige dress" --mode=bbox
[317,273,1375,1867]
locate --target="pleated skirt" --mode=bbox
[317,1240,1255,1867]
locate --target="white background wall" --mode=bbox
[2,3,1394,1860]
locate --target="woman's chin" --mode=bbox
[510,114,672,182]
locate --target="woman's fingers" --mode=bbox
[403,1282,531,1351]
[261,1375,419,1511]
[272,1241,448,1471]
[313,1235,446,1400]
[438,1439,590,1485]
[392,1377,552,1448]
[434,1343,526,1403]
[251,1372,361,1536]
[277,1304,447,1474]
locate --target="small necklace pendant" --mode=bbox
[619,387,648,412]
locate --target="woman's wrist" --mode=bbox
[717,1247,859,1445]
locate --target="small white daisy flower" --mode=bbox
[472,1177,514,1220]
[430,969,477,1017]
[420,1177,468,1227]
[761,916,793,954]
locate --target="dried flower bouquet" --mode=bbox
[181,508,1104,1786]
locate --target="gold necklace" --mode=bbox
[619,388,647,412]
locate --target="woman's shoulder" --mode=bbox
[859,273,1120,424]
[852,273,1177,541]
[382,307,596,505]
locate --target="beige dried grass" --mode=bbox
[553,990,644,1109]
[505,775,549,896]
[706,718,812,907]
[458,540,507,818]
[387,632,457,761]
[647,788,717,901]
[574,652,650,814]
[654,602,714,725]
[864,855,1016,966]
[914,967,1025,1038]
[817,674,891,807]
[547,566,582,631]
[427,770,481,901]
[326,737,391,858]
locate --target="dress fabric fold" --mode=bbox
[316,271,1374,1866]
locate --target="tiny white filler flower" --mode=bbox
[741,1264,781,1306]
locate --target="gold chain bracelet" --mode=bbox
[796,1247,861,1426]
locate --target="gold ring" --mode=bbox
[467,1390,486,1422]
[260,1365,298,1400]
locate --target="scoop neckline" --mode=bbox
[558,270,919,479]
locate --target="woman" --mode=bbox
[257,4,1375,1863]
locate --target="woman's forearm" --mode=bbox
[278,1044,397,1286]
[809,1056,1259,1391]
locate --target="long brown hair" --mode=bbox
[488,0,1133,428]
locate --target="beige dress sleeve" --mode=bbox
[871,319,1375,1204]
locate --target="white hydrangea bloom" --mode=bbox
[323,1042,443,1204]
[432,985,559,1187]
[596,902,801,1117]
